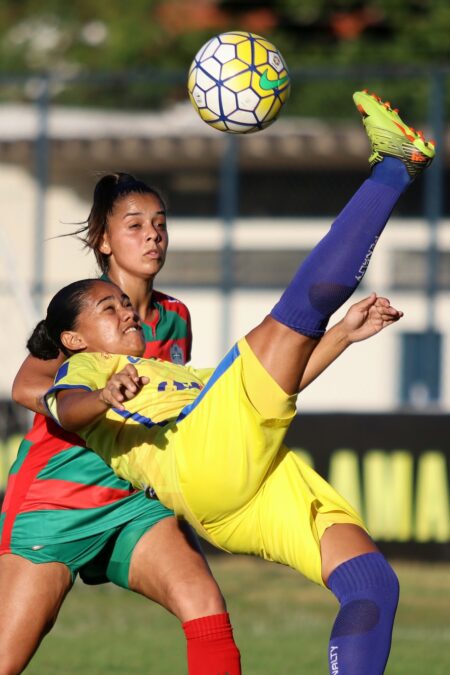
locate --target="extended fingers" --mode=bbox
[100,383,126,409]
[102,368,148,409]
[383,309,404,323]
[122,367,149,391]
[373,297,403,320]
[103,377,133,408]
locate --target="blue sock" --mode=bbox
[327,553,399,675]
[270,158,411,337]
[371,156,411,191]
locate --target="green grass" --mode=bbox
[25,557,450,674]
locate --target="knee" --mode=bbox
[130,561,227,621]
[165,573,227,622]
[329,552,400,614]
[377,560,400,612]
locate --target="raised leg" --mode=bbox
[246,91,435,396]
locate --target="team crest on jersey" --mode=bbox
[170,343,184,364]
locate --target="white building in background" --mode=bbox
[0,103,449,411]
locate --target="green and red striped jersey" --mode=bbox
[0,290,192,550]
[141,290,191,363]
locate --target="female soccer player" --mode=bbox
[1,173,241,675]
[35,91,434,674]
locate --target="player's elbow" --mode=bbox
[11,375,30,409]
[59,420,79,433]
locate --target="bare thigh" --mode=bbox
[246,316,318,394]
[128,517,226,623]
[0,554,72,675]
[320,523,379,586]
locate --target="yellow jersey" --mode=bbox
[46,341,365,586]
[47,352,213,491]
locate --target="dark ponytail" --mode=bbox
[27,319,60,360]
[27,279,99,360]
[72,172,166,274]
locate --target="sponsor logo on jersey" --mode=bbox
[170,343,184,364]
[157,380,202,392]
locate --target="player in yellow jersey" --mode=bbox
[38,282,398,675]
[32,90,434,674]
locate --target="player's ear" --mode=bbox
[60,331,87,353]
[99,231,111,255]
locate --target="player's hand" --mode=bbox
[343,293,404,343]
[99,364,149,410]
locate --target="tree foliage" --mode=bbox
[0,0,448,114]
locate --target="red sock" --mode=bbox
[182,612,241,675]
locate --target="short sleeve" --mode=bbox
[45,354,107,424]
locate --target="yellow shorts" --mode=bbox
[162,337,366,587]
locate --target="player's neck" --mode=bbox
[107,268,155,322]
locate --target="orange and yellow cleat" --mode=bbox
[353,90,435,178]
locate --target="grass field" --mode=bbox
[24,556,450,674]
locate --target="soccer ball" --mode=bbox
[188,31,290,134]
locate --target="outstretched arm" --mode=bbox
[299,293,403,392]
[54,364,149,432]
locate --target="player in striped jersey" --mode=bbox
[1,174,241,675]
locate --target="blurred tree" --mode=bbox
[0,0,448,112]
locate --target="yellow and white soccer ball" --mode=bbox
[188,31,290,134]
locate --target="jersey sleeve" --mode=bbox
[185,307,193,363]
[45,354,109,424]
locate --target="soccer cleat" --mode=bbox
[353,89,435,178]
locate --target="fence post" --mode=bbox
[422,69,445,404]
[218,134,239,355]
[33,76,50,315]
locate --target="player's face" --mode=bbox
[63,281,145,357]
[100,193,168,281]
